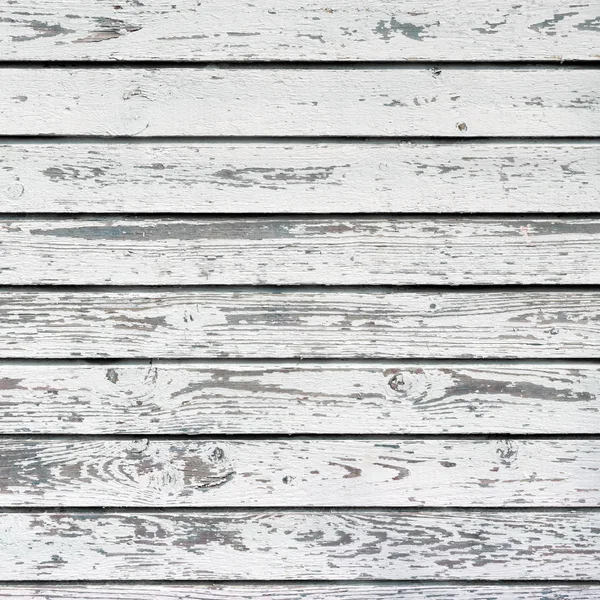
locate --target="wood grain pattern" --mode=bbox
[0,584,597,600]
[4,217,600,285]
[0,141,600,213]
[3,142,599,214]
[1,68,598,137]
[0,289,598,359]
[1,438,598,507]
[1,361,599,434]
[1,0,599,61]
[0,510,598,580]
[2,0,599,589]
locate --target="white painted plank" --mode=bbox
[2,217,600,285]
[1,0,599,61]
[3,142,600,214]
[0,511,597,580]
[0,289,598,358]
[1,438,598,507]
[1,68,598,137]
[2,361,598,434]
[0,584,597,600]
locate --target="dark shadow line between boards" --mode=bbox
[1,433,599,441]
[0,60,599,69]
[0,579,598,586]
[0,432,600,442]
[3,212,600,219]
[0,506,598,513]
[1,135,600,143]
[1,356,600,365]
[0,283,599,291]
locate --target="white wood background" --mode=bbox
[1,1,599,597]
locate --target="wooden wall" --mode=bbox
[0,1,599,598]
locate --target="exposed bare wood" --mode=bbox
[3,142,598,214]
[0,438,597,507]
[2,218,600,285]
[0,289,597,358]
[0,511,598,580]
[1,361,598,434]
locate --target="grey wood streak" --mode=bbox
[0,511,598,580]
[1,438,598,507]
[0,585,597,600]
[0,289,598,358]
[4,217,600,285]
[1,0,598,61]
[2,362,598,434]
[2,142,598,214]
[1,68,598,137]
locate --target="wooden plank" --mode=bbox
[0,289,598,359]
[0,510,597,580]
[1,1,599,62]
[2,361,599,434]
[0,290,594,359]
[1,438,598,507]
[3,142,599,214]
[1,68,598,137]
[4,217,600,285]
[0,584,597,600]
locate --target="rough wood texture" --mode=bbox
[0,585,597,600]
[1,438,598,507]
[4,217,600,285]
[0,289,598,359]
[1,361,599,434]
[0,510,597,580]
[1,68,598,137]
[1,0,599,61]
[2,142,599,214]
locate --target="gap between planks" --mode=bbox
[0,62,598,69]
[0,507,598,513]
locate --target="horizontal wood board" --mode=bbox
[2,142,599,214]
[0,289,597,358]
[0,438,597,507]
[1,68,598,137]
[1,0,599,61]
[0,585,598,600]
[1,217,599,285]
[1,361,598,434]
[0,511,598,580]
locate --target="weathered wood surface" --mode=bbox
[0,289,598,358]
[1,142,600,214]
[1,68,599,137]
[1,438,598,507]
[1,0,599,62]
[4,217,600,285]
[0,585,597,600]
[2,361,599,434]
[0,510,597,580]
